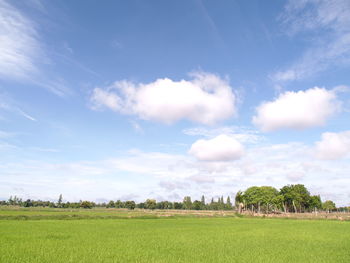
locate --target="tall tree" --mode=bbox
[57,194,63,208]
[226,196,232,210]
[201,195,206,210]
[183,196,192,210]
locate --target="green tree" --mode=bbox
[137,202,146,209]
[115,200,124,208]
[280,184,311,213]
[241,186,279,213]
[242,186,263,212]
[57,194,63,208]
[173,202,183,209]
[219,196,225,210]
[192,200,202,210]
[201,195,206,209]
[125,201,136,210]
[23,199,33,207]
[145,199,156,210]
[183,196,192,210]
[235,191,244,207]
[259,186,279,213]
[323,200,336,213]
[226,196,232,210]
[107,200,115,208]
[80,201,93,209]
[272,194,285,212]
[309,195,322,212]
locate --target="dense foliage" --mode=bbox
[235,184,342,213]
[1,184,347,213]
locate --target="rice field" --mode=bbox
[1,208,350,262]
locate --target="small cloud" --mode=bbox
[183,126,263,144]
[189,134,244,162]
[17,109,36,121]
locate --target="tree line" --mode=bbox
[1,185,349,213]
[0,194,234,210]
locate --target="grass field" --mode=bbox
[0,207,238,220]
[1,208,350,262]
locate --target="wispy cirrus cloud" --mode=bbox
[0,93,37,121]
[0,0,70,96]
[272,0,350,82]
[0,0,41,80]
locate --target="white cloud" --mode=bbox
[90,72,237,125]
[253,87,340,131]
[273,0,350,82]
[1,142,350,205]
[183,126,263,144]
[282,0,350,35]
[188,134,244,162]
[0,0,70,96]
[90,88,121,111]
[0,0,41,80]
[315,131,350,160]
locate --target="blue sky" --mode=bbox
[1,0,350,205]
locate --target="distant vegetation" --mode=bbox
[1,184,349,213]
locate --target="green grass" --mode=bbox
[1,216,350,262]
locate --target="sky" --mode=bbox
[0,0,350,206]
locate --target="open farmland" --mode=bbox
[1,209,350,263]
